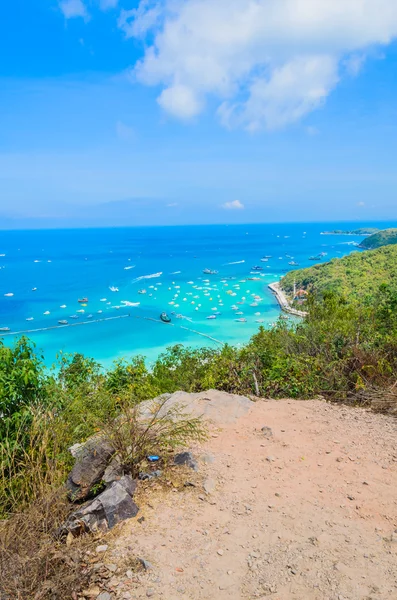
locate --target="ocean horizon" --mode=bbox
[0,221,393,368]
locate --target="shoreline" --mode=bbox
[268,281,308,318]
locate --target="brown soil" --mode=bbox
[96,399,397,600]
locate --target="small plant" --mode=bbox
[101,395,207,477]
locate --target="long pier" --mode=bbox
[1,312,225,347]
[268,282,308,318]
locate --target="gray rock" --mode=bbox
[66,435,115,502]
[261,426,273,438]
[139,557,153,571]
[174,452,198,471]
[138,389,253,426]
[97,592,112,600]
[203,478,216,495]
[63,475,138,536]
[139,469,162,481]
[103,455,124,485]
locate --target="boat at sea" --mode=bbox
[0,327,10,332]
[260,258,268,262]
[235,318,247,322]
[160,312,171,323]
[58,320,68,325]
[70,315,79,319]
[32,287,37,291]
[78,297,88,303]
[4,293,13,297]
[207,315,217,319]
[288,261,299,266]
[138,289,147,294]
[203,268,218,275]
[109,286,119,292]
[251,266,264,271]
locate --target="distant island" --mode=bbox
[320,227,379,236]
[281,244,397,300]
[359,228,397,250]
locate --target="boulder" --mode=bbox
[138,390,253,426]
[63,475,138,536]
[66,436,116,502]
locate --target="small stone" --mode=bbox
[275,492,281,497]
[125,570,134,579]
[261,426,273,438]
[363,481,369,485]
[203,478,216,495]
[266,456,275,463]
[96,545,109,553]
[139,558,153,571]
[97,593,112,600]
[105,563,117,573]
[146,589,155,598]
[217,549,224,556]
[174,452,198,471]
[347,495,355,501]
[227,570,233,575]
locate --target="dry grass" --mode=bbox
[0,490,94,600]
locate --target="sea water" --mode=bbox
[0,222,387,367]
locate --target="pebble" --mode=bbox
[139,558,153,571]
[96,545,109,553]
[203,478,216,495]
[146,589,155,598]
[261,426,273,438]
[217,549,224,556]
[105,564,117,573]
[97,594,112,600]
[266,456,276,462]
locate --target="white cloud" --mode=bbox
[126,0,397,130]
[59,0,87,19]
[222,200,245,210]
[166,202,178,207]
[357,201,366,207]
[99,0,118,9]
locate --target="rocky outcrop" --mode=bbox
[66,436,116,502]
[138,389,253,426]
[63,475,139,536]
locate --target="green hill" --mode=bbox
[281,244,397,300]
[359,228,397,249]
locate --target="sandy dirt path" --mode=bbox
[101,399,397,600]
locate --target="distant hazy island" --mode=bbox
[320,227,379,236]
[359,228,397,250]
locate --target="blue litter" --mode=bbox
[147,455,160,462]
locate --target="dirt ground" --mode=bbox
[94,398,397,600]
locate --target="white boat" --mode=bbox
[58,320,68,325]
[124,266,135,270]
[100,298,107,302]
[0,327,10,332]
[138,289,147,294]
[4,293,13,297]
[32,287,37,291]
[60,304,67,308]
[109,286,119,292]
[235,318,247,322]
[207,315,217,319]
[26,317,34,321]
[43,311,50,315]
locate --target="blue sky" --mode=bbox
[1,0,397,227]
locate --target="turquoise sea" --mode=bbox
[0,223,391,367]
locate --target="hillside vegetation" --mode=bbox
[281,244,397,299]
[359,228,397,249]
